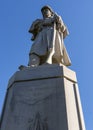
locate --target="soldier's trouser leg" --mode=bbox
[28,53,40,67]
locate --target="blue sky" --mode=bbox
[0,0,93,129]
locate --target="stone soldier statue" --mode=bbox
[28,5,71,67]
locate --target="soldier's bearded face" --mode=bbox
[42,8,52,18]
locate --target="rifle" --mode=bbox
[46,22,56,64]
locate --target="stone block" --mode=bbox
[0,64,86,130]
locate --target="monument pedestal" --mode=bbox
[0,64,86,130]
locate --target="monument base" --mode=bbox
[0,64,86,130]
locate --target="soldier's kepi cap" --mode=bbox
[41,5,54,15]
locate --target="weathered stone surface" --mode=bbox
[8,64,77,88]
[0,64,86,130]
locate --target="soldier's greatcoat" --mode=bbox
[29,14,71,66]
